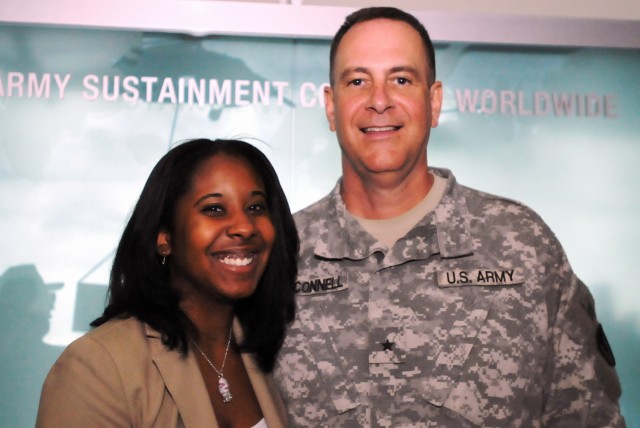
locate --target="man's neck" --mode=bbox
[341,166,433,219]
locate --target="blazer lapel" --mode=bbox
[148,327,219,428]
[241,351,287,428]
[147,323,286,428]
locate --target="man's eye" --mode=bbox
[396,77,410,85]
[349,78,363,86]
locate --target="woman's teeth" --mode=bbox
[220,255,253,266]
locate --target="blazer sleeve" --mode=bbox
[36,335,131,427]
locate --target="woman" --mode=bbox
[36,139,298,428]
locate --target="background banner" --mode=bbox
[1,24,638,426]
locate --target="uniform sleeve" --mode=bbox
[35,336,131,427]
[542,249,625,427]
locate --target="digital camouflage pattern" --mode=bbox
[275,168,624,427]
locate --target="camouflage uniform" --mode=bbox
[275,168,624,427]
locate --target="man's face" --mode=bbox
[325,18,442,182]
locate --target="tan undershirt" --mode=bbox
[351,173,447,249]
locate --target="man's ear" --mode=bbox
[156,228,171,257]
[430,81,443,128]
[324,85,337,132]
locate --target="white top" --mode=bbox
[353,173,447,249]
[251,418,268,428]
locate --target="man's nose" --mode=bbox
[367,83,393,113]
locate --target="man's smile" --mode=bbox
[361,125,401,133]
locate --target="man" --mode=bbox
[275,7,624,427]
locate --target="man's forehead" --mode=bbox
[334,19,429,69]
[338,19,424,51]
[341,18,419,41]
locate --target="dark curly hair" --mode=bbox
[91,138,298,372]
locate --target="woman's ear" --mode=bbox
[156,229,171,257]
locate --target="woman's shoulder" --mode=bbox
[66,316,151,360]
[87,315,146,339]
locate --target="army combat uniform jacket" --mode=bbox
[275,168,624,427]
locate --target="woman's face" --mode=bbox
[158,153,275,305]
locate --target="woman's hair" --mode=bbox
[92,138,298,372]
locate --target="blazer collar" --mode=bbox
[145,323,286,428]
[147,324,219,428]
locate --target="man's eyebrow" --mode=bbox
[389,65,421,76]
[338,66,370,81]
[338,65,423,81]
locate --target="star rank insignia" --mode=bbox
[380,339,395,351]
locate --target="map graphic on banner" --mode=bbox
[1,24,639,426]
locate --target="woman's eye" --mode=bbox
[202,204,225,216]
[248,202,268,215]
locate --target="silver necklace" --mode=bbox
[190,325,234,403]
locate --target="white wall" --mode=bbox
[1,0,638,49]
[220,0,640,21]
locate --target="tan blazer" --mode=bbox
[36,317,287,428]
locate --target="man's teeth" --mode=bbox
[363,126,396,132]
[220,255,253,266]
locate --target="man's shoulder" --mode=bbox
[293,192,335,230]
[456,181,547,226]
[432,167,543,222]
[450,181,562,256]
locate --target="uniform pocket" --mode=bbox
[439,290,541,426]
[279,272,363,425]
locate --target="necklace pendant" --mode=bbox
[218,377,233,403]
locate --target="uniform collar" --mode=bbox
[312,180,379,260]
[312,168,473,260]
[431,167,474,258]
